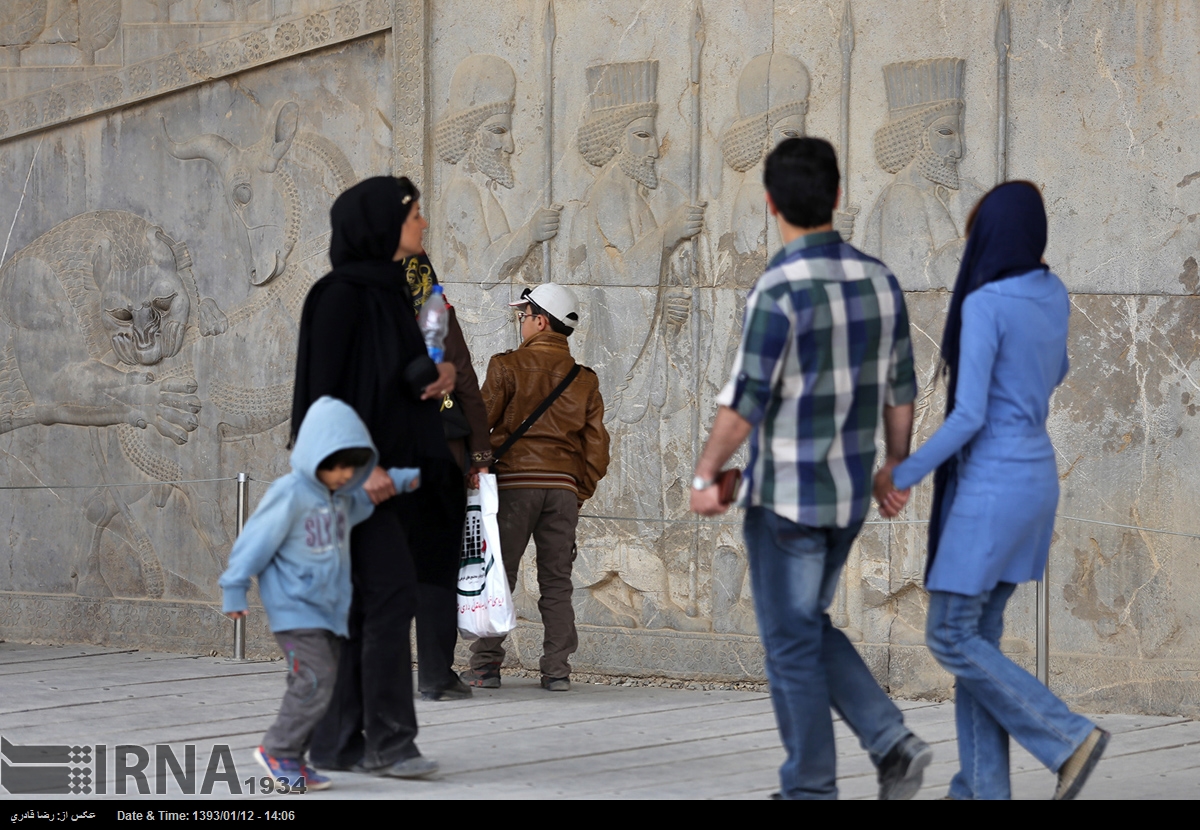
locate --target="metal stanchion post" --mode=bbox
[233,472,248,661]
[1036,562,1049,685]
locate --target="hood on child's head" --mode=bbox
[290,396,378,494]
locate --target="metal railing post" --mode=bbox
[233,472,248,661]
[1036,562,1049,685]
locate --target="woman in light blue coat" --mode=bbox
[874,182,1108,800]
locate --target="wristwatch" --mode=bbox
[691,475,714,491]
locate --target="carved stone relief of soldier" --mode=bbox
[863,58,984,290]
[567,59,707,633]
[0,0,120,66]
[708,53,813,635]
[436,54,560,292]
[718,52,810,289]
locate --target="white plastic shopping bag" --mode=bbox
[457,473,516,640]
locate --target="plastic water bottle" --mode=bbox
[417,285,449,363]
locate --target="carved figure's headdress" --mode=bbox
[577,60,659,168]
[874,58,965,173]
[721,53,810,173]
[435,55,516,165]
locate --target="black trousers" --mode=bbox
[309,502,420,769]
[415,583,459,693]
[398,459,466,695]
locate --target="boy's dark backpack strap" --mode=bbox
[492,363,582,463]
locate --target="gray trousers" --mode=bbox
[263,629,342,759]
[469,488,579,679]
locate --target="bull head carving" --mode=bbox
[161,101,300,286]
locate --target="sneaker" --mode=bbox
[460,663,501,688]
[876,733,933,800]
[421,678,474,701]
[375,754,439,779]
[1053,727,1110,800]
[298,763,332,791]
[541,676,571,692]
[254,747,316,791]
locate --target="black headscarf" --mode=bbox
[928,181,1048,568]
[290,176,447,469]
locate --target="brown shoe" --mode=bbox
[1053,727,1110,800]
[459,663,501,688]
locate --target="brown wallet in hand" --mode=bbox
[716,468,742,507]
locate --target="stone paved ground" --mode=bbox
[1,643,1197,801]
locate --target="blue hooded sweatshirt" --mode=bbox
[219,396,378,636]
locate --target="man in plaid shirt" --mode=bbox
[691,138,930,800]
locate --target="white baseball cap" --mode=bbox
[509,284,580,331]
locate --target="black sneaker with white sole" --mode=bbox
[877,733,933,800]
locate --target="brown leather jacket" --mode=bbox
[444,305,492,469]
[481,331,610,501]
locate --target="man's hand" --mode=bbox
[225,610,247,620]
[421,362,457,400]
[873,462,910,518]
[690,484,728,517]
[531,204,562,243]
[364,465,398,505]
[467,464,489,491]
[690,406,753,517]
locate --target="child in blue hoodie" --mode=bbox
[219,396,419,791]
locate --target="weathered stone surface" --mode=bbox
[1,1,1199,717]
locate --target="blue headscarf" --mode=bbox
[928,181,1048,567]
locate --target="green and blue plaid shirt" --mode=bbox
[718,230,916,528]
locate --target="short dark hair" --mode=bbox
[318,447,373,471]
[525,302,574,337]
[763,137,840,229]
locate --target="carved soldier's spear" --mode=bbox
[838,0,856,237]
[688,1,705,618]
[541,0,557,283]
[996,0,1010,184]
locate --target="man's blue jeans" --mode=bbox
[926,584,1095,800]
[744,506,911,800]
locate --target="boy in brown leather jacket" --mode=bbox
[461,283,609,692]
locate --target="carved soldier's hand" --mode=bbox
[834,206,859,240]
[665,290,691,326]
[532,204,562,243]
[198,297,228,336]
[665,201,707,248]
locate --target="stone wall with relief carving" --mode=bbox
[2,1,1200,717]
[0,0,393,656]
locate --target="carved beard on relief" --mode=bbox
[915,145,960,190]
[469,139,515,189]
[618,149,658,190]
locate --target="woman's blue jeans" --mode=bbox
[926,584,1095,800]
[744,507,910,800]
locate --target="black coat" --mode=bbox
[290,176,463,585]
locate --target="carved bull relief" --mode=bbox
[160,99,356,440]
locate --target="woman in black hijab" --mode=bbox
[292,176,463,779]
